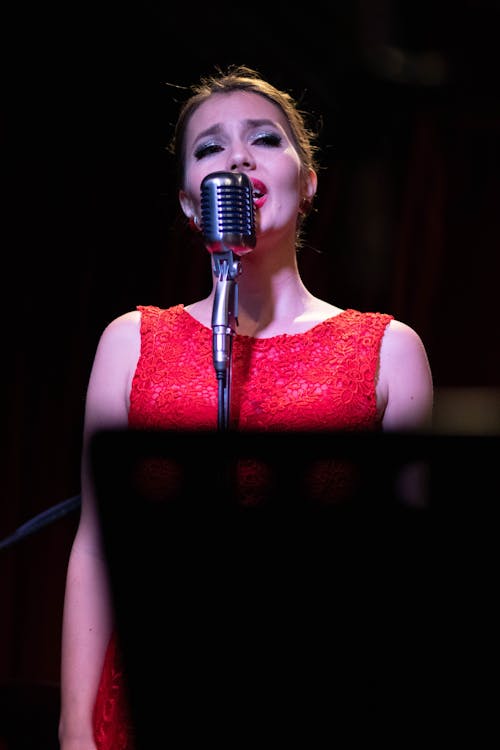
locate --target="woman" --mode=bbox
[58,64,433,750]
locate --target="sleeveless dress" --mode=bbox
[92,304,393,749]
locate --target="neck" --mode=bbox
[185,237,341,337]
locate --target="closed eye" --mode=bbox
[252,133,282,147]
[194,142,223,160]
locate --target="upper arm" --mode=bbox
[78,310,142,552]
[60,312,142,725]
[378,319,434,432]
[83,310,141,437]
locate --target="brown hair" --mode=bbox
[168,64,320,190]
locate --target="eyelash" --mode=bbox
[254,132,282,147]
[194,132,282,160]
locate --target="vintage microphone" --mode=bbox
[200,171,256,430]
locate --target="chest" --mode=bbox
[129,333,379,431]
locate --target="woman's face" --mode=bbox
[179,90,316,246]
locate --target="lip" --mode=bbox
[250,178,267,209]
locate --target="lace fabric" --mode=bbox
[93,633,135,750]
[129,305,392,432]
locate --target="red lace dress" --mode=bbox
[92,303,393,749]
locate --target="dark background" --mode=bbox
[1,1,499,746]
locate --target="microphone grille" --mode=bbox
[201,172,256,253]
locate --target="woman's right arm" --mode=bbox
[58,311,141,750]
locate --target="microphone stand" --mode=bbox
[211,248,241,431]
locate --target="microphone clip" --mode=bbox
[211,248,242,282]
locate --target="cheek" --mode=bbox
[184,159,208,194]
[183,174,203,210]
[283,148,302,173]
[277,169,302,205]
[278,153,303,191]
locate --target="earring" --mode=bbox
[299,198,312,217]
[189,215,200,231]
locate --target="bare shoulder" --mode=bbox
[379,318,434,431]
[381,318,429,357]
[85,310,142,425]
[90,310,142,383]
[100,309,141,339]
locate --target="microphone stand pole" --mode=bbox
[211,247,241,431]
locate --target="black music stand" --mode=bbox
[91,429,498,745]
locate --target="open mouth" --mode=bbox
[251,178,267,208]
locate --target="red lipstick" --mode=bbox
[251,178,267,209]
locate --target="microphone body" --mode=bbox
[200,171,256,254]
[199,172,256,428]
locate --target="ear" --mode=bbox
[303,168,318,201]
[179,189,195,219]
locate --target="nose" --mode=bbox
[227,141,256,172]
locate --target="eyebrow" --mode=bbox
[192,119,279,145]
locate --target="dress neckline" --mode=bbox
[180,304,353,342]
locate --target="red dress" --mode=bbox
[92,304,393,749]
